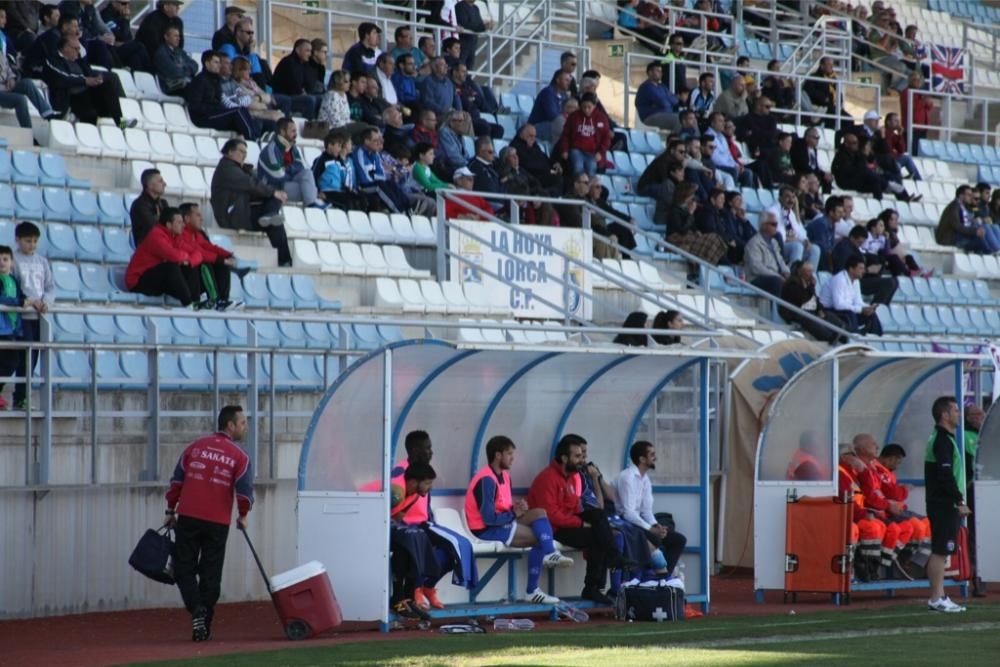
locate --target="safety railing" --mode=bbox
[621,51,880,130]
[432,188,855,345]
[904,86,999,151]
[780,15,852,79]
[738,1,814,50]
[0,305,725,489]
[588,1,737,70]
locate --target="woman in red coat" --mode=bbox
[125,207,204,307]
[176,202,239,309]
[558,92,612,178]
[899,70,934,155]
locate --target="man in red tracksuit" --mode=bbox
[557,92,612,179]
[164,406,254,642]
[527,435,613,605]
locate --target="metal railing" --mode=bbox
[621,51,880,130]
[904,87,999,152]
[588,1,737,70]
[432,188,855,346]
[738,1,814,49]
[780,15,852,79]
[0,305,725,488]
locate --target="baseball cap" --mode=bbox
[453,166,474,181]
[863,110,880,121]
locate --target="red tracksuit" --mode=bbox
[176,227,233,268]
[526,460,583,531]
[125,224,195,289]
[166,432,254,525]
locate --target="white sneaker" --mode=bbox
[524,588,560,605]
[543,551,573,568]
[928,596,966,613]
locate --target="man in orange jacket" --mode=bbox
[877,443,933,569]
[839,449,887,581]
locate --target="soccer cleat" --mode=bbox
[191,607,209,641]
[412,588,431,611]
[928,597,966,613]
[392,598,429,620]
[543,551,573,568]
[523,588,560,605]
[422,587,445,609]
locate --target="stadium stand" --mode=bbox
[3,0,1000,625]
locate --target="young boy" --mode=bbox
[0,244,27,410]
[12,222,53,410]
[314,133,362,209]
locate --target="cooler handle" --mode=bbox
[239,525,273,595]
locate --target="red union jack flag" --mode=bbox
[930,44,967,94]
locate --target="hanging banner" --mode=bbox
[449,221,592,320]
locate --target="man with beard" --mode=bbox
[615,441,688,581]
[527,435,615,605]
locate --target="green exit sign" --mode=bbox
[608,43,625,58]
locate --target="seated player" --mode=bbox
[374,430,478,615]
[615,441,688,586]
[839,448,889,581]
[875,442,933,569]
[527,435,616,605]
[465,435,573,605]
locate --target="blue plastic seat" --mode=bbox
[265,273,295,309]
[103,227,133,263]
[43,187,73,222]
[937,306,959,334]
[198,317,228,345]
[70,189,100,224]
[953,307,976,336]
[253,319,281,347]
[925,277,946,303]
[156,352,185,388]
[287,353,322,388]
[496,114,516,140]
[216,353,246,386]
[0,183,13,218]
[170,316,202,345]
[39,153,90,188]
[921,305,945,333]
[107,266,139,303]
[51,261,81,299]
[303,321,338,348]
[14,184,44,219]
[98,192,128,225]
[984,308,1000,332]
[52,313,86,342]
[0,150,11,182]
[351,324,382,350]
[78,262,113,301]
[178,352,212,385]
[75,225,105,262]
[942,278,967,305]
[241,273,269,308]
[969,308,990,335]
[55,349,91,383]
[628,129,650,154]
[904,305,927,331]
[114,315,147,343]
[645,131,664,155]
[226,318,247,345]
[377,324,403,343]
[895,276,917,302]
[11,150,40,185]
[84,314,117,343]
[912,277,934,303]
[973,280,993,304]
[277,320,308,348]
[119,350,149,382]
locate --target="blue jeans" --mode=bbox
[783,240,821,267]
[0,79,53,128]
[984,224,1000,252]
[956,230,995,254]
[895,154,921,180]
[570,149,597,177]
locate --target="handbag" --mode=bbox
[302,120,330,140]
[614,585,685,622]
[128,527,176,585]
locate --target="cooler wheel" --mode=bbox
[285,619,310,640]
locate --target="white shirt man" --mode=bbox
[834,195,857,240]
[767,200,807,245]
[615,440,688,581]
[819,264,865,314]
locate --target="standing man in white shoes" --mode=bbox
[465,435,573,605]
[924,396,971,613]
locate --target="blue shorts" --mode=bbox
[473,521,517,546]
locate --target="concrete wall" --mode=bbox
[0,480,298,619]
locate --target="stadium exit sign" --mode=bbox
[608,43,625,58]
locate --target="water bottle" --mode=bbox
[493,618,534,631]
